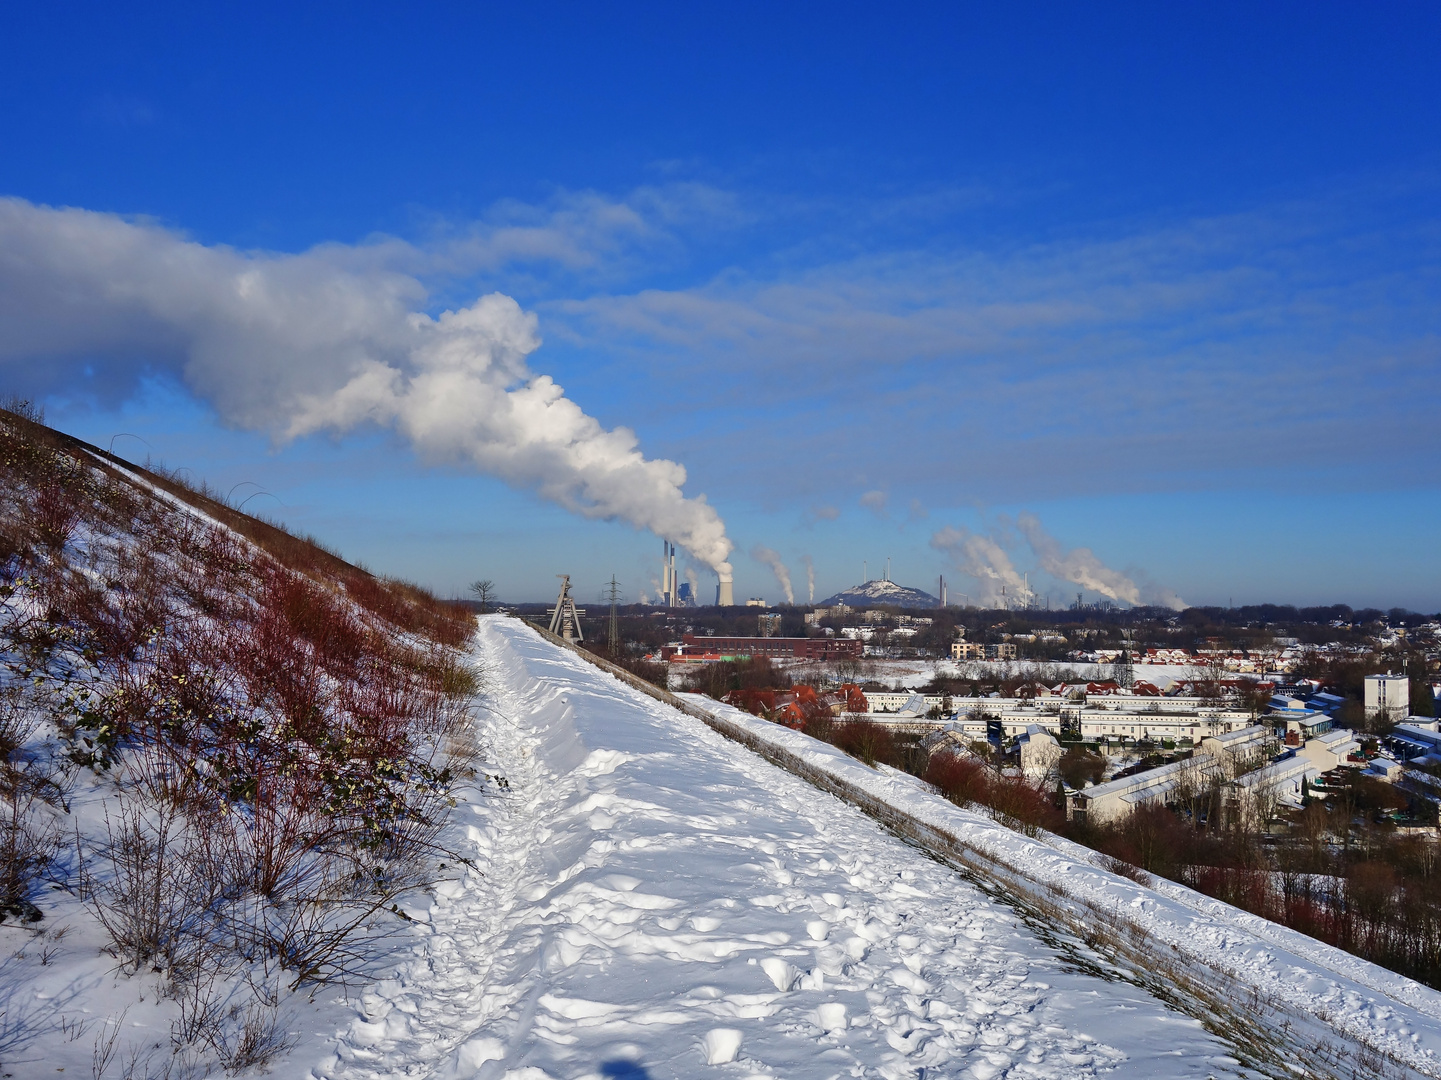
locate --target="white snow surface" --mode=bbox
[312,618,1268,1080]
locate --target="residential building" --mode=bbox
[1281,711,1333,742]
[1228,757,1319,830]
[1199,725,1275,777]
[1365,673,1410,722]
[1296,728,1360,772]
[1384,721,1441,766]
[1076,711,1245,743]
[1016,725,1061,779]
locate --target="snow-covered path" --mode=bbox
[315,618,1259,1080]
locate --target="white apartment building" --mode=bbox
[1365,673,1410,722]
[1017,725,1062,779]
[1077,710,1249,743]
[1084,694,1252,720]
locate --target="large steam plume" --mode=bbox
[931,514,1184,610]
[800,554,815,604]
[0,198,733,577]
[751,545,794,605]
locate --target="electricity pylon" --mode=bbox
[607,575,621,654]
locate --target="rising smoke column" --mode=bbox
[930,526,1027,606]
[799,554,815,603]
[750,545,794,605]
[1015,512,1183,608]
[0,198,734,579]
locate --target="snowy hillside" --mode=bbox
[820,579,940,609]
[0,405,480,1078]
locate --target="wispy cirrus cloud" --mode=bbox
[544,184,1441,501]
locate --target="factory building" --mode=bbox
[675,634,862,661]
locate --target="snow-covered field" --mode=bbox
[311,618,1287,1079]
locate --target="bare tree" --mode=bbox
[469,579,496,613]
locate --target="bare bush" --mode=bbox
[212,996,295,1072]
[80,795,219,972]
[91,1007,128,1079]
[1101,854,1154,886]
[0,787,60,923]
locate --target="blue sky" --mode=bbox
[3,2,1439,609]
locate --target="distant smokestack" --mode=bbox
[717,574,734,607]
[661,538,670,607]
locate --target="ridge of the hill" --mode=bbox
[0,403,486,1077]
[523,619,1441,1079]
[820,577,941,609]
[309,616,1441,1080]
[317,617,1254,1079]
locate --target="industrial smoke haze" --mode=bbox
[751,545,794,605]
[931,527,1028,605]
[0,198,734,579]
[931,514,1184,610]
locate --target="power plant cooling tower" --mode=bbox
[717,576,734,607]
